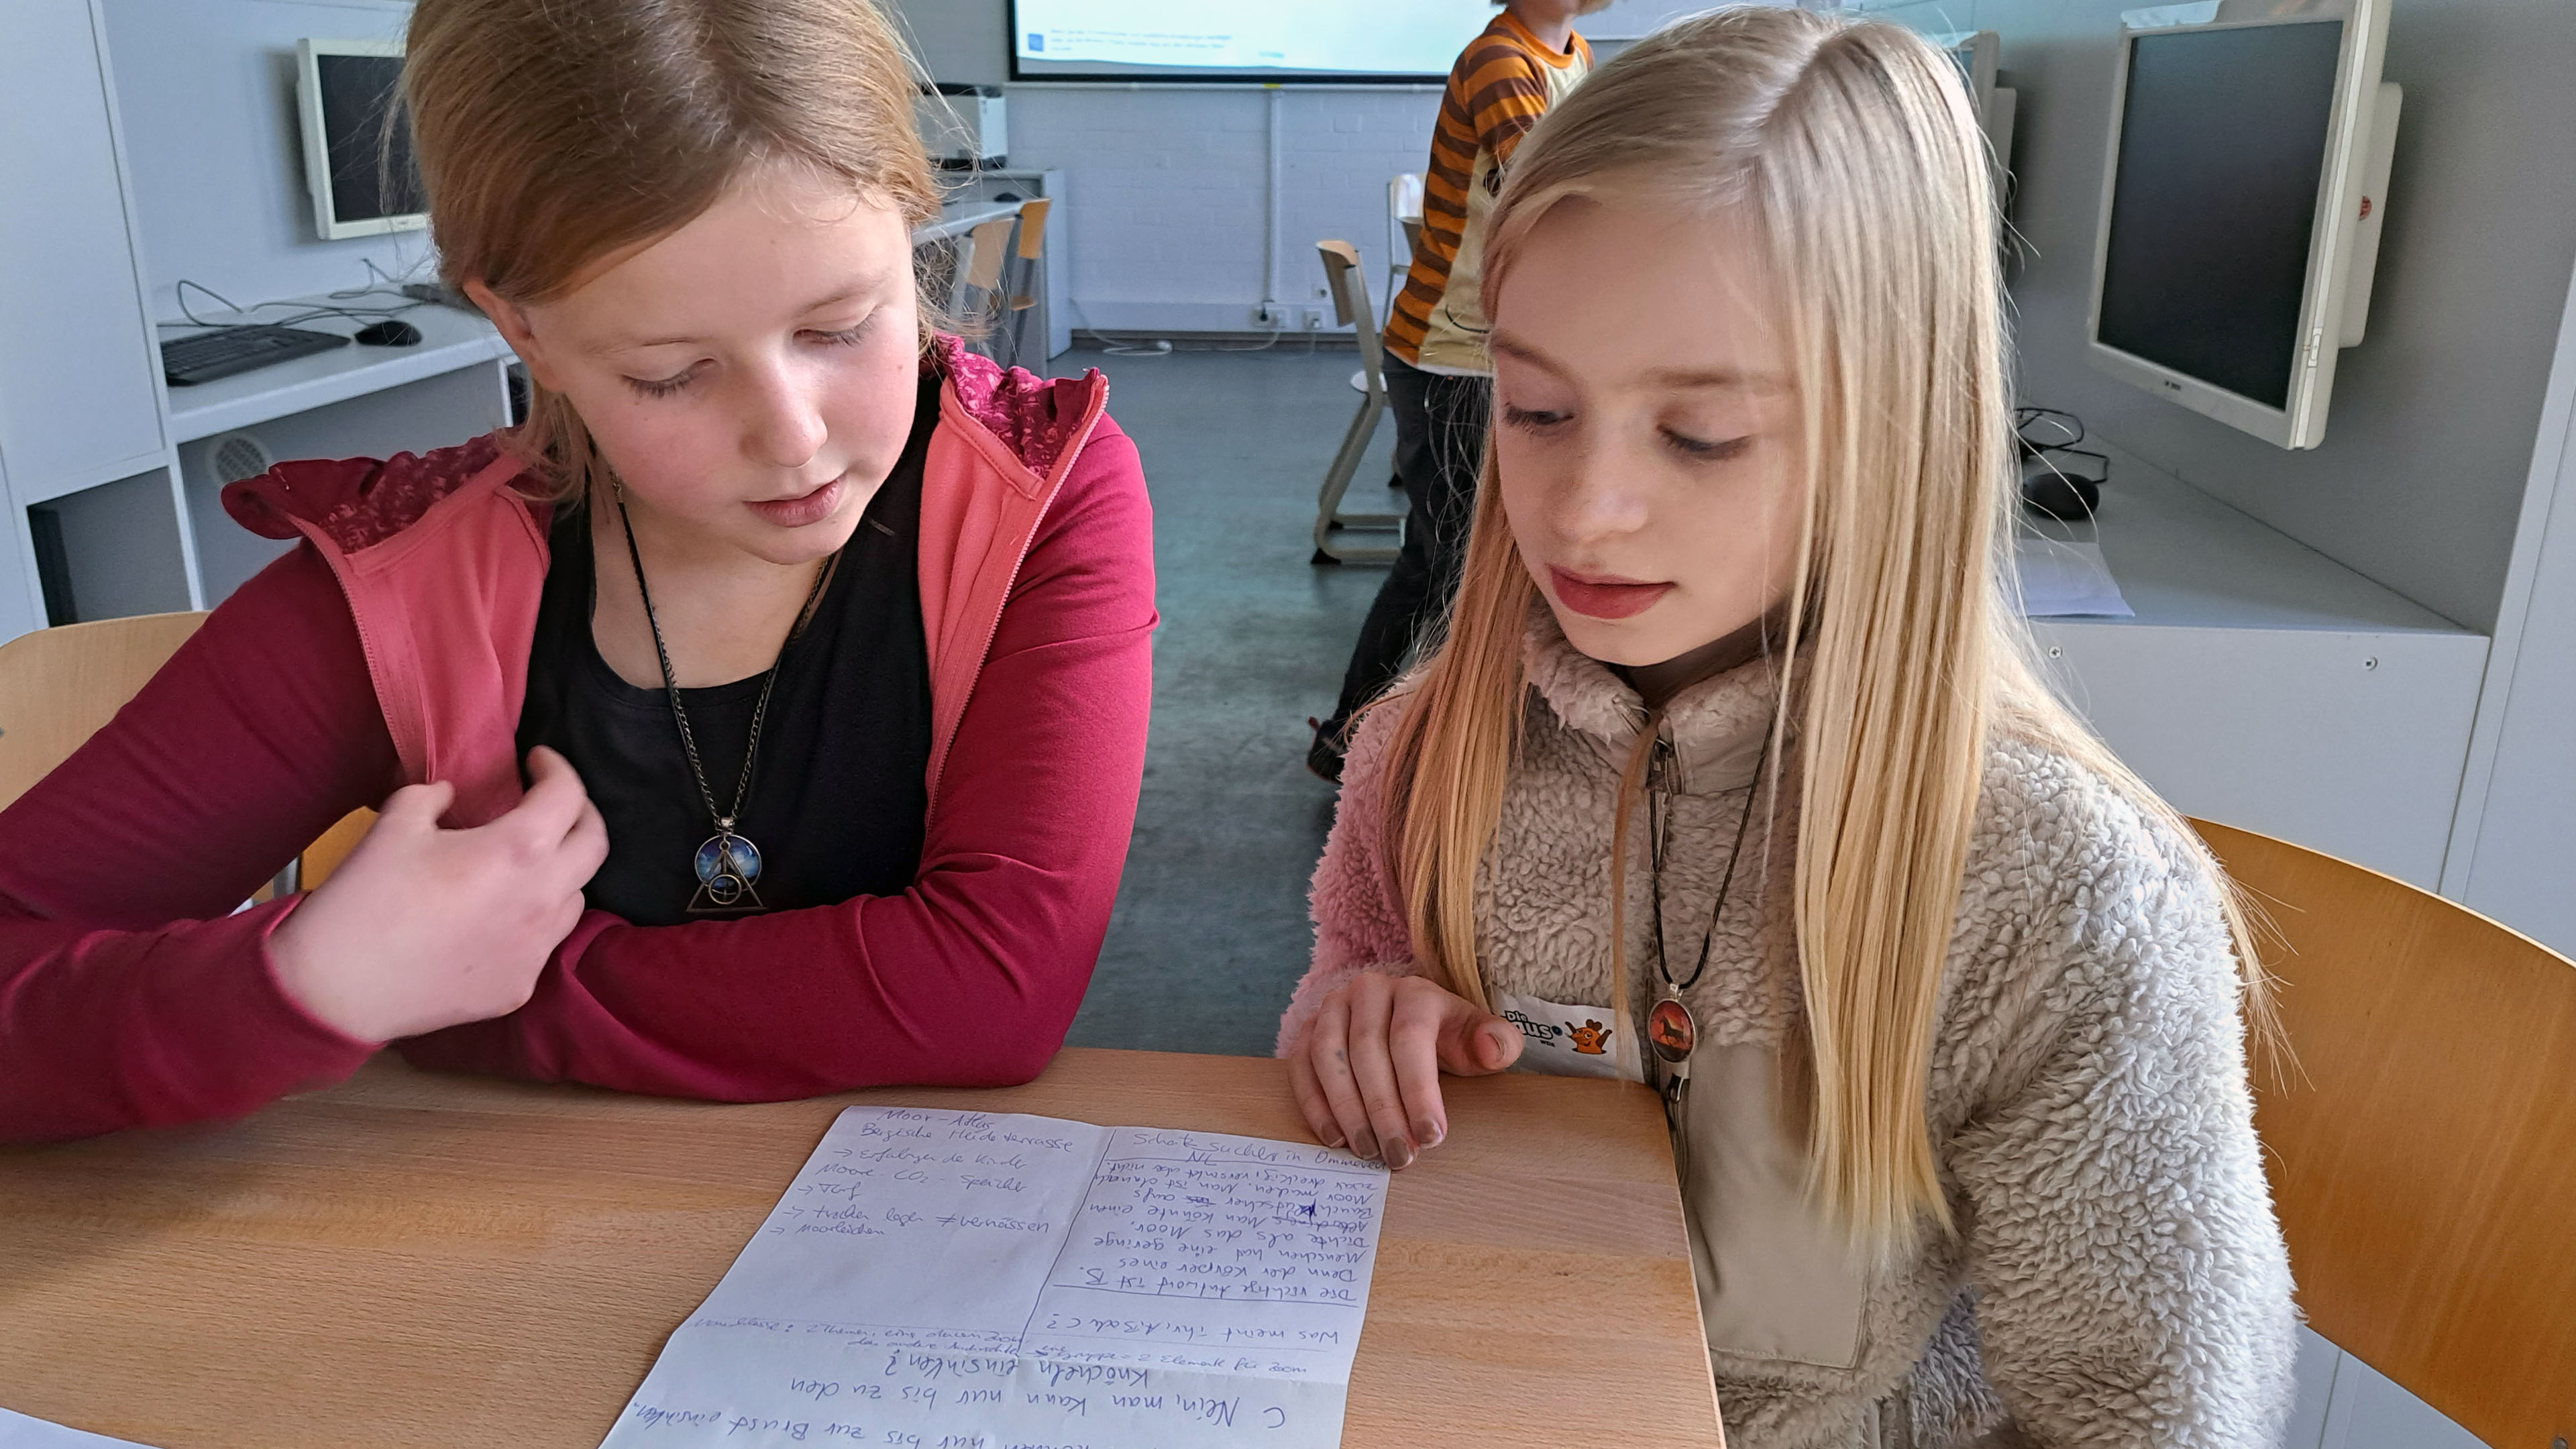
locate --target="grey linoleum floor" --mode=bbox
[1053,341,1401,1059]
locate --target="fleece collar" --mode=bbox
[1519,602,1783,797]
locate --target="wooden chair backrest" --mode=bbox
[0,612,205,812]
[2194,819,2576,1449]
[1318,240,1364,327]
[1014,198,1052,260]
[963,216,1016,292]
[299,807,376,891]
[0,612,373,894]
[1316,240,1384,381]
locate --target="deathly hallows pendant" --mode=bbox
[690,830,767,914]
[1647,994,1697,1065]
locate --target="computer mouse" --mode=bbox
[2019,454,2101,521]
[355,319,423,347]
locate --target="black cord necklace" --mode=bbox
[1642,722,1774,1072]
[612,486,834,915]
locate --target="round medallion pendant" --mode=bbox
[692,831,765,911]
[1646,996,1697,1064]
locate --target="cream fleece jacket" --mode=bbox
[1280,610,2297,1449]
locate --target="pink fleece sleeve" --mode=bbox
[396,417,1158,1097]
[0,545,396,1142]
[1276,700,1423,1057]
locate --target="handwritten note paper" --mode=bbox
[600,1107,1391,1449]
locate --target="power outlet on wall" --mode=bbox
[1301,307,1328,330]
[1253,303,1285,328]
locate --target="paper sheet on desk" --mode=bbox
[0,1407,158,1448]
[2017,537,2134,619]
[599,1107,1391,1449]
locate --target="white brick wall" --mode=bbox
[889,0,1715,337]
[1004,87,1439,336]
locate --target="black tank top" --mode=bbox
[515,374,938,926]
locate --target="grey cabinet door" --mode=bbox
[0,0,168,502]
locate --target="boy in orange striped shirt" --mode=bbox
[1312,1,1603,781]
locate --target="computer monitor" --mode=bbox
[1929,30,2017,209]
[2084,0,2400,450]
[295,38,427,242]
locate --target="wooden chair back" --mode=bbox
[963,216,1016,292]
[1317,239,1385,384]
[0,610,376,894]
[1008,199,1055,355]
[0,612,205,811]
[1012,197,1052,264]
[1319,240,1364,326]
[300,808,375,890]
[2194,819,2576,1449]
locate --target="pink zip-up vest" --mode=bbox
[223,339,1107,827]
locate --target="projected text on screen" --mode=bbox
[1012,0,1497,80]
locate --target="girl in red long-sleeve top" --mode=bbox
[0,0,1157,1142]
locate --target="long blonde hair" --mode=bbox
[403,0,943,505]
[1378,7,2264,1251]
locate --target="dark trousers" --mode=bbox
[1318,354,1492,751]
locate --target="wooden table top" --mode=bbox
[0,1049,1722,1448]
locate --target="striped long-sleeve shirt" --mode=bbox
[1385,11,1591,373]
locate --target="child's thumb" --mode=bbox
[1463,1010,1523,1074]
[380,777,456,828]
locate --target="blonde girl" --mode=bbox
[1,0,1155,1141]
[1279,9,2295,1446]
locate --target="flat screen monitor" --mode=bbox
[296,38,427,241]
[2084,0,2394,450]
[1927,30,2017,208]
[1010,0,1499,83]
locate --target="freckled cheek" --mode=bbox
[581,392,742,510]
[820,374,921,481]
[1493,439,1569,547]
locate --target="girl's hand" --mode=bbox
[1288,972,1523,1169]
[269,747,609,1044]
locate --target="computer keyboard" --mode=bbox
[160,325,350,386]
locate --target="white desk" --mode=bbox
[164,205,1020,446]
[916,199,1020,247]
[2024,446,2487,889]
[78,201,1055,621]
[162,299,513,447]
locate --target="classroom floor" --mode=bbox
[1053,341,1400,1058]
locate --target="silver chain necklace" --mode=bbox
[612,486,834,914]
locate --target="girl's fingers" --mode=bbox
[1339,982,1418,1170]
[1287,1053,1344,1149]
[1305,998,1379,1162]
[377,780,455,831]
[512,747,592,839]
[1387,984,1450,1151]
[563,797,610,877]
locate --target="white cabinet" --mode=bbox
[0,0,168,503]
[0,453,38,643]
